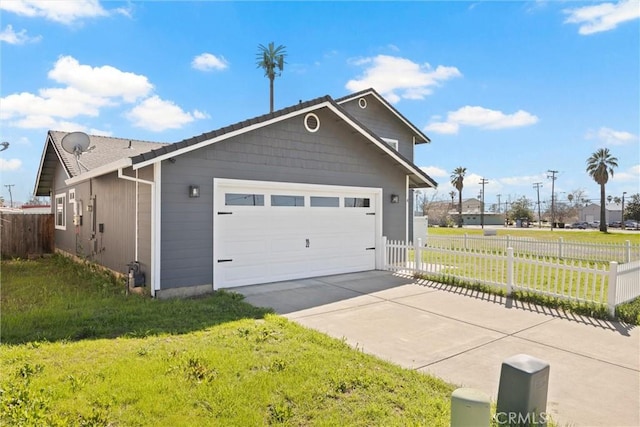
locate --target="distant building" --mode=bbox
[578,203,622,223]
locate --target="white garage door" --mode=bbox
[213,179,381,288]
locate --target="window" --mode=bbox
[382,138,399,150]
[344,197,370,208]
[271,195,305,207]
[225,193,264,206]
[310,196,339,207]
[358,97,367,109]
[55,194,66,230]
[68,188,75,202]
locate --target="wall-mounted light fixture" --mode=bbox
[189,185,200,198]
[390,194,399,204]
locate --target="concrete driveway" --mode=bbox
[235,270,640,427]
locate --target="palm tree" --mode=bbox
[450,167,467,227]
[586,148,618,232]
[256,42,287,113]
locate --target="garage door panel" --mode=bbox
[214,180,380,289]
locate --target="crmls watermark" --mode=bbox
[494,411,549,425]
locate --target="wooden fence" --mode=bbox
[0,213,54,258]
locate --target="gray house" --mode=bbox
[34,89,437,298]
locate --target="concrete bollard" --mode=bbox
[450,387,491,427]
[496,354,550,426]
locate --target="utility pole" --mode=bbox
[533,182,543,228]
[547,170,558,230]
[4,184,14,208]
[622,192,627,230]
[479,178,488,229]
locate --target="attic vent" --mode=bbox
[304,113,320,133]
[358,98,367,109]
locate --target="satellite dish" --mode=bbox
[61,131,91,156]
[61,132,91,172]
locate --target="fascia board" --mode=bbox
[326,104,437,188]
[336,90,430,143]
[65,158,132,186]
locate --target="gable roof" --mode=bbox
[34,131,167,196]
[335,88,431,144]
[129,94,436,188]
[35,89,437,192]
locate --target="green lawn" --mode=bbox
[427,226,640,245]
[1,256,455,426]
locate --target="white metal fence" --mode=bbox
[424,234,640,263]
[384,237,640,317]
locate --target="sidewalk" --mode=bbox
[236,271,640,427]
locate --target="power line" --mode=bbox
[479,178,489,229]
[4,184,14,208]
[533,182,543,228]
[547,170,558,230]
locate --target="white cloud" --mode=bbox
[425,105,538,134]
[420,166,448,177]
[0,56,170,132]
[0,158,22,171]
[499,174,545,186]
[346,55,461,103]
[192,53,229,71]
[564,0,640,35]
[126,96,205,131]
[48,56,153,102]
[0,24,40,44]
[0,0,108,25]
[612,164,640,183]
[586,127,637,145]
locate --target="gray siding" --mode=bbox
[52,161,151,279]
[160,107,408,289]
[339,95,416,161]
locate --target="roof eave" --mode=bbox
[336,88,431,144]
[65,158,133,186]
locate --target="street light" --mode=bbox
[622,192,627,230]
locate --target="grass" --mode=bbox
[1,255,457,426]
[412,228,640,324]
[428,226,640,245]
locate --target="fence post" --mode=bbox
[416,238,422,272]
[464,233,468,251]
[381,236,388,271]
[558,237,564,259]
[625,240,631,263]
[505,235,510,252]
[607,261,618,318]
[506,247,514,296]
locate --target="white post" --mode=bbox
[506,247,514,296]
[464,233,468,250]
[558,237,564,259]
[416,238,422,272]
[382,236,388,271]
[625,240,631,263]
[608,261,618,318]
[506,235,510,252]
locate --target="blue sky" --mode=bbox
[1,0,638,210]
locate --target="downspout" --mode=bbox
[117,168,155,295]
[405,175,410,244]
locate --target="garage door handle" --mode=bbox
[306,239,310,248]
[366,247,375,250]
[217,259,233,263]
